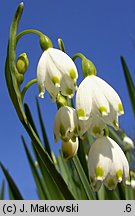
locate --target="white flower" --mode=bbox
[78,114,106,138]
[62,137,79,160]
[54,106,78,142]
[76,75,124,136]
[37,48,78,101]
[88,136,129,191]
[123,135,134,150]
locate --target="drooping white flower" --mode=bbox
[62,137,79,160]
[88,136,129,191]
[54,106,78,142]
[37,48,78,100]
[76,75,124,136]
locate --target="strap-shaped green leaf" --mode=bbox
[0,163,23,200]
[22,136,48,199]
[121,56,135,116]
[0,180,5,200]
[72,156,95,200]
[36,98,52,158]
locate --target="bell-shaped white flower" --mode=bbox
[54,106,78,142]
[76,75,124,133]
[37,48,78,101]
[62,137,79,160]
[88,136,129,191]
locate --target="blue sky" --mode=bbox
[0,0,135,199]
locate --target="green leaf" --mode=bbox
[109,127,123,146]
[0,180,5,200]
[24,103,39,137]
[0,163,23,200]
[36,98,52,159]
[104,187,119,200]
[57,151,81,199]
[77,138,89,180]
[32,144,65,200]
[121,56,135,116]
[22,136,48,199]
[72,156,95,200]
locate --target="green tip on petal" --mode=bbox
[107,178,117,190]
[77,109,86,119]
[52,76,60,86]
[116,169,123,182]
[98,106,108,116]
[69,68,77,80]
[66,88,73,96]
[95,166,104,180]
[118,103,124,114]
[59,124,66,137]
[73,126,78,135]
[92,125,101,135]
[112,119,119,129]
[54,134,58,143]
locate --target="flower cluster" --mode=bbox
[37,47,129,191]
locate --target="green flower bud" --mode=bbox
[16,53,29,75]
[82,57,97,77]
[40,34,53,51]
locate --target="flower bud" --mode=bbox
[82,57,96,77]
[123,135,134,151]
[62,137,79,160]
[40,34,53,51]
[16,53,29,75]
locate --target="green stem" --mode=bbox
[72,53,85,61]
[21,79,37,101]
[16,29,44,44]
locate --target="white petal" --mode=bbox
[76,77,92,120]
[89,76,110,116]
[78,117,91,138]
[37,51,47,97]
[93,76,124,115]
[44,74,60,101]
[45,51,62,84]
[107,137,129,181]
[101,105,119,130]
[88,137,112,181]
[87,114,106,137]
[48,48,78,80]
[60,74,77,98]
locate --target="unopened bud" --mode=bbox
[40,34,53,51]
[62,137,78,160]
[82,57,96,77]
[123,135,134,151]
[16,53,29,75]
